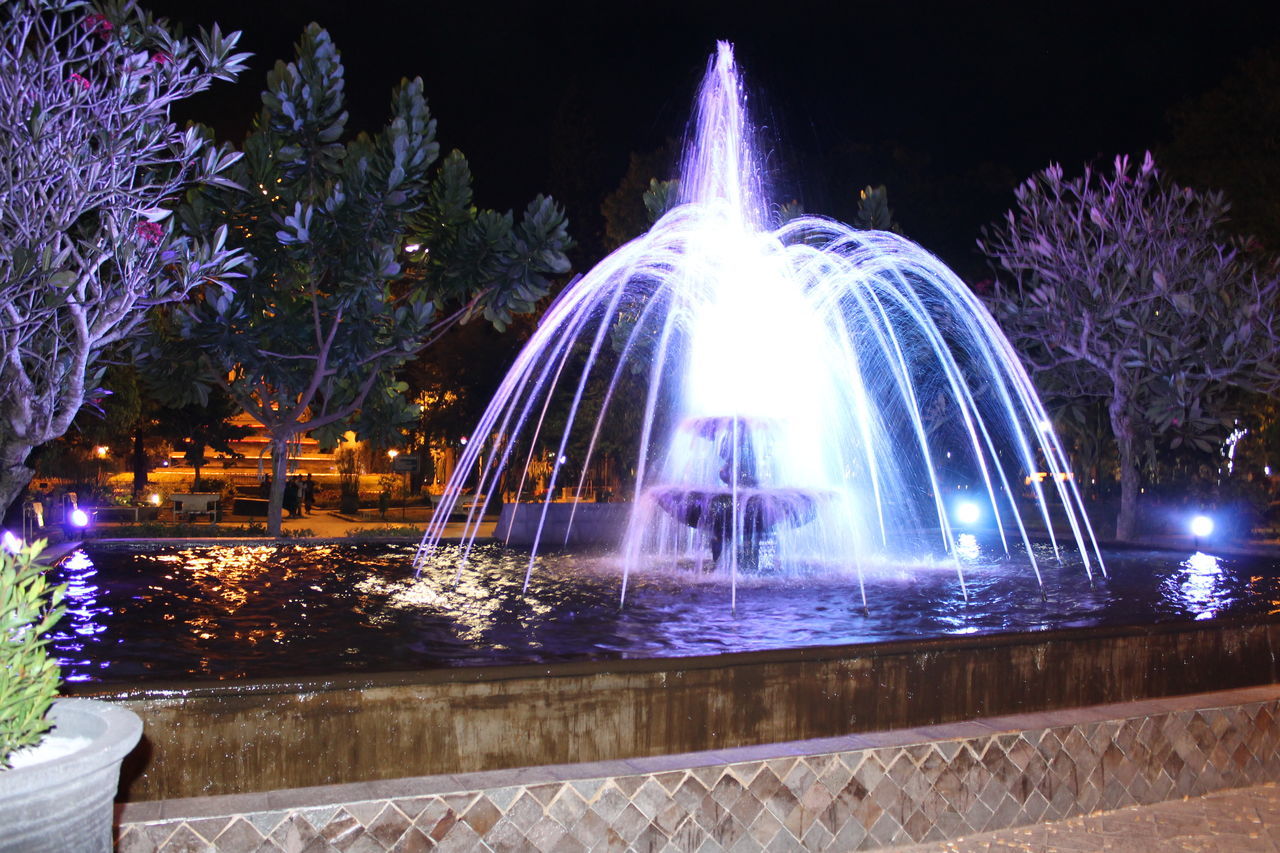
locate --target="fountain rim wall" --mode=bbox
[70,611,1280,802]
[67,611,1279,702]
[114,683,1280,850]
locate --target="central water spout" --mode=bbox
[417,41,1104,608]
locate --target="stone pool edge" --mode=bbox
[77,614,1280,803]
[114,684,1280,851]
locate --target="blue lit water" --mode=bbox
[51,539,1280,684]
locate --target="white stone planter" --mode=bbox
[0,698,142,853]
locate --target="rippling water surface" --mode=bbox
[50,540,1280,683]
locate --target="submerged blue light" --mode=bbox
[955,501,981,526]
[1190,515,1214,539]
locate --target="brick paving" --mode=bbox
[895,782,1280,852]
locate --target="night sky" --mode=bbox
[145,0,1279,272]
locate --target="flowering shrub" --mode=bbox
[82,12,112,39]
[0,1,248,519]
[135,220,163,245]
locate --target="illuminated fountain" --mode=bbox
[42,45,1280,823]
[415,42,1103,605]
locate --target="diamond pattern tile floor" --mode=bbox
[892,782,1280,852]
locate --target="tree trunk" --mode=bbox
[191,443,206,492]
[266,438,289,537]
[132,429,148,498]
[1109,388,1141,541]
[0,440,36,526]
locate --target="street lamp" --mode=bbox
[388,450,409,520]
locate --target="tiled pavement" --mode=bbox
[116,687,1280,852]
[894,782,1280,851]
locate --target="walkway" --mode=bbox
[87,508,495,541]
[895,783,1280,852]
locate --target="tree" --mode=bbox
[1163,45,1280,250]
[854,185,900,233]
[600,143,677,249]
[173,25,571,535]
[0,0,247,519]
[403,317,534,445]
[149,390,250,490]
[980,152,1280,541]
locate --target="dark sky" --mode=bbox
[145,0,1279,270]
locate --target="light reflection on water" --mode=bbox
[1165,551,1224,620]
[47,539,1280,684]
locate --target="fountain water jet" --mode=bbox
[415,42,1104,603]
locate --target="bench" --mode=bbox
[171,493,220,523]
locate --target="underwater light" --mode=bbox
[955,501,981,526]
[1190,515,1214,539]
[2,530,21,553]
[70,508,90,528]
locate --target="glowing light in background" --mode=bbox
[955,501,981,526]
[1190,515,1214,539]
[1223,425,1246,475]
[70,508,89,528]
[2,530,21,553]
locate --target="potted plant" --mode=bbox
[0,539,142,853]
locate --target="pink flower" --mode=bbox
[69,73,91,90]
[82,13,113,40]
[135,221,164,245]
[151,51,171,64]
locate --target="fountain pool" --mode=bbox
[75,45,1280,810]
[61,537,1280,802]
[55,539,1280,685]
